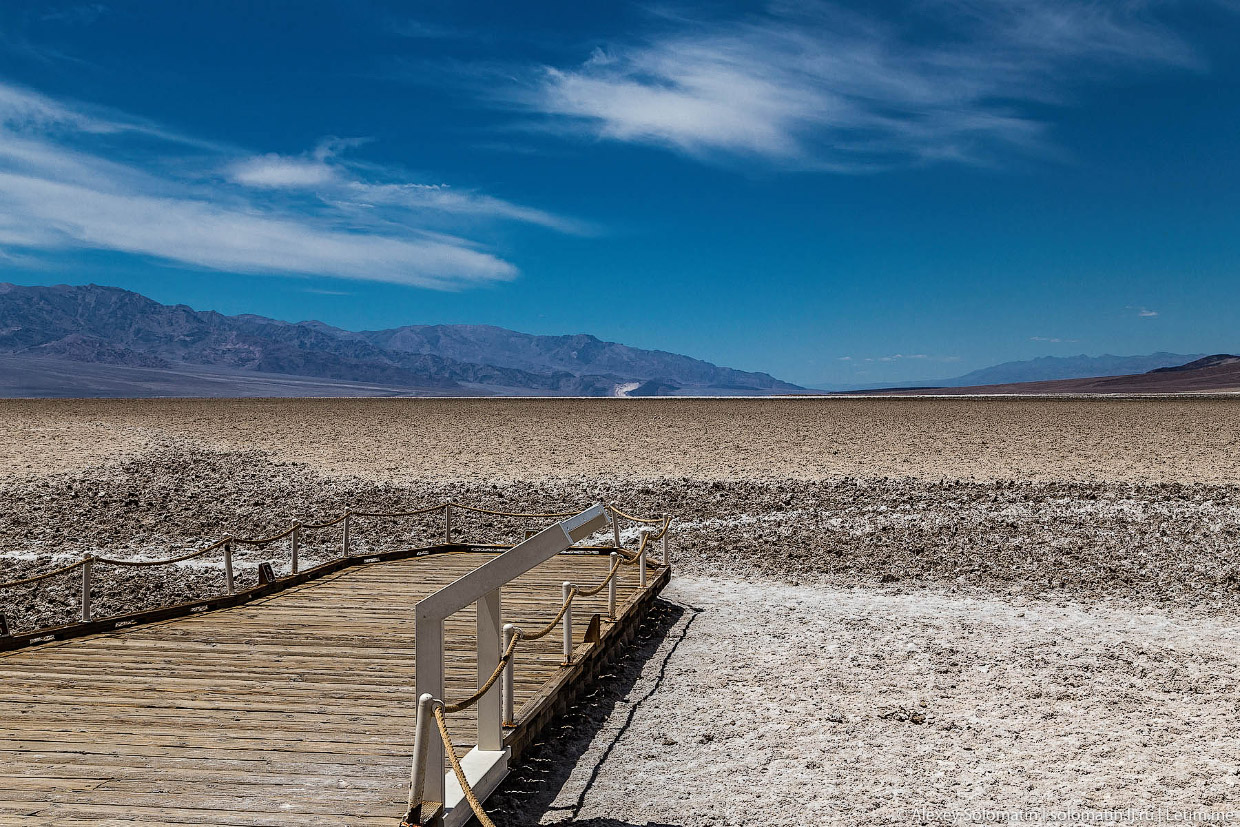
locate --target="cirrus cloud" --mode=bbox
[509,0,1212,170]
[0,81,574,289]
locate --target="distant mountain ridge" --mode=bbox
[815,352,1207,392]
[868,354,1240,396]
[1149,354,1240,373]
[0,283,801,397]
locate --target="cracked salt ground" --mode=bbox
[491,577,1240,826]
[5,447,1240,631]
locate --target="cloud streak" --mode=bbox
[0,81,572,288]
[512,0,1209,170]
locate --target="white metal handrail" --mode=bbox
[404,507,674,827]
[406,505,609,822]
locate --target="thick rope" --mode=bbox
[450,502,576,519]
[300,513,350,530]
[648,515,673,540]
[607,505,665,524]
[517,588,577,641]
[576,556,622,596]
[95,539,228,567]
[433,705,499,827]
[0,558,86,589]
[230,526,297,546]
[441,631,521,714]
[352,504,447,518]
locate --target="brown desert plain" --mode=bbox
[4,396,1240,826]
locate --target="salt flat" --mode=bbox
[2,397,1239,824]
[1,396,1239,483]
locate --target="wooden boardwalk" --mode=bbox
[0,550,656,826]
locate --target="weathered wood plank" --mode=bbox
[0,550,665,825]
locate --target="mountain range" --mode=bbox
[0,283,801,397]
[814,352,1208,392]
[871,354,1240,395]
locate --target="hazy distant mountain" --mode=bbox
[0,283,800,397]
[337,324,796,392]
[941,353,1207,387]
[816,352,1207,392]
[869,354,1240,396]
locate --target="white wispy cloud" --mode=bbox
[225,139,587,234]
[511,0,1210,169]
[858,353,958,363]
[1030,335,1081,342]
[0,81,572,288]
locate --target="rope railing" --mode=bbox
[0,500,668,634]
[4,494,673,827]
[95,539,228,568]
[433,704,500,827]
[450,503,577,519]
[0,558,86,589]
[606,504,667,524]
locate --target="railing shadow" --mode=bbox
[486,597,699,827]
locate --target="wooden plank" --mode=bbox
[0,548,668,825]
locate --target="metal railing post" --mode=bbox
[562,581,573,665]
[406,692,437,824]
[413,615,446,807]
[80,554,93,623]
[608,552,619,619]
[610,508,621,550]
[342,512,352,557]
[477,589,503,752]
[638,534,647,589]
[502,623,517,726]
[224,538,235,595]
[662,517,670,565]
[291,521,301,575]
[443,503,453,545]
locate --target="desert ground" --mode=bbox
[4,397,1240,825]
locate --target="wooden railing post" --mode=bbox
[342,512,352,557]
[443,503,453,545]
[80,554,93,623]
[610,508,621,550]
[223,538,235,595]
[291,521,301,575]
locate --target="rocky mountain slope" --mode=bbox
[0,283,800,397]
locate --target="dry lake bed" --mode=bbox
[3,397,1240,825]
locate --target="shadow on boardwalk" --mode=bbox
[488,597,699,827]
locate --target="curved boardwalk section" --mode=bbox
[0,551,650,825]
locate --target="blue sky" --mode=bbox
[0,0,1238,386]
